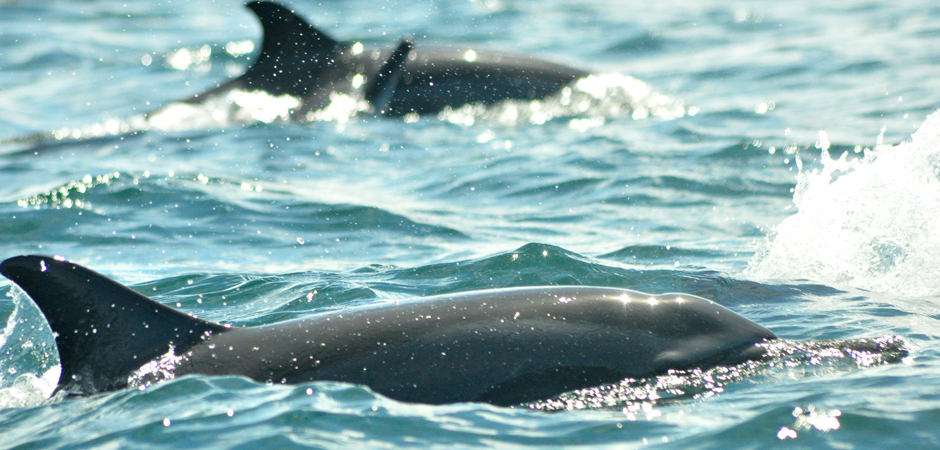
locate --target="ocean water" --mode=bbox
[1,0,939,448]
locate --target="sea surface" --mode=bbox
[1,0,939,448]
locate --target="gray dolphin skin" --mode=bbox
[181,1,589,117]
[0,255,776,406]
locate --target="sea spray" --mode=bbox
[748,112,940,296]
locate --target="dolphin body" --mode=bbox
[175,1,589,117]
[0,1,588,152]
[0,255,775,406]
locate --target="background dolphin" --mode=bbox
[181,1,589,117]
[0,1,589,152]
[1,255,775,406]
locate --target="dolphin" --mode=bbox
[0,1,590,152]
[0,255,775,406]
[172,1,589,118]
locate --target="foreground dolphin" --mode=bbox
[174,1,589,117]
[1,255,775,406]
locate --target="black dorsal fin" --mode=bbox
[0,255,228,395]
[242,1,340,96]
[364,39,413,115]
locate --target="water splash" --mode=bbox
[147,90,305,130]
[748,112,940,296]
[127,345,186,390]
[0,289,60,408]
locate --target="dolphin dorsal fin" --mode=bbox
[0,256,228,395]
[364,39,413,115]
[243,1,340,96]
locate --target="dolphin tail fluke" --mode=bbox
[364,39,414,115]
[0,255,227,395]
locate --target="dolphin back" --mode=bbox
[234,2,587,115]
[0,255,227,395]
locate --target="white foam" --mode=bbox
[0,367,60,409]
[747,112,940,296]
[146,89,305,130]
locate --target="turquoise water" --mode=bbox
[1,0,940,448]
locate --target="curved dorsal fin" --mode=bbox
[364,39,414,115]
[0,255,228,395]
[243,1,340,95]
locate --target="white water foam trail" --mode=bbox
[2,71,684,152]
[747,112,940,297]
